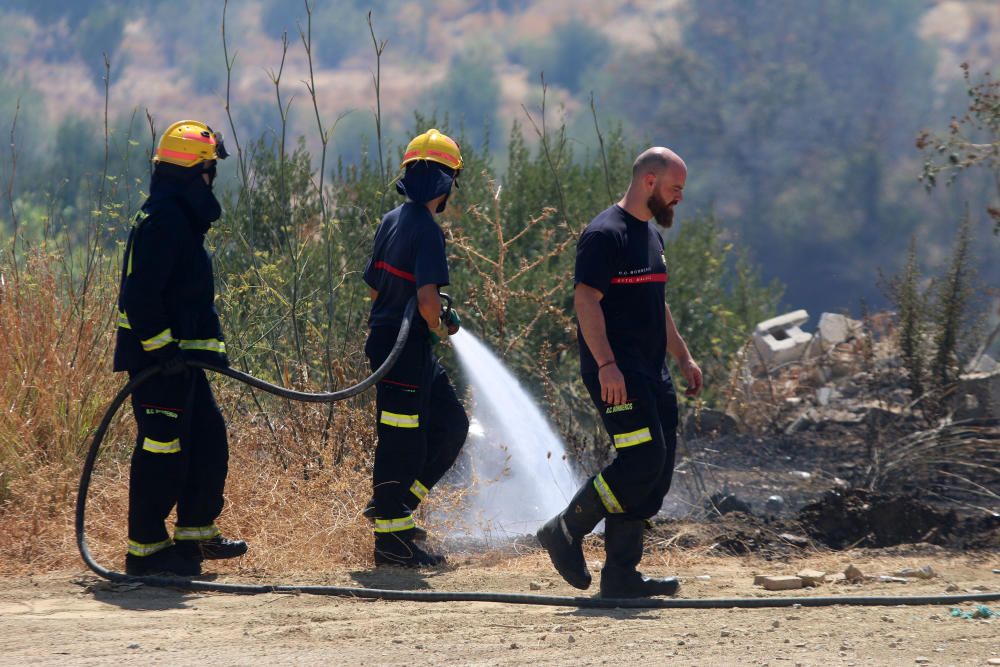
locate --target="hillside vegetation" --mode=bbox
[2,0,998,311]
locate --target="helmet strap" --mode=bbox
[203,160,217,187]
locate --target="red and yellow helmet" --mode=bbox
[154,120,228,168]
[400,128,463,172]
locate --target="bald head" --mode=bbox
[620,147,687,228]
[631,147,686,181]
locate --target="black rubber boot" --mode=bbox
[599,517,679,598]
[125,545,201,577]
[536,480,606,590]
[374,530,445,568]
[363,498,428,541]
[175,536,248,561]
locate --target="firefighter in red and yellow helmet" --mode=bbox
[115,119,246,576]
[361,129,469,566]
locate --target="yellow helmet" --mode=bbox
[154,120,228,168]
[400,128,463,172]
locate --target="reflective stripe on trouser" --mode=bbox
[409,480,428,502]
[380,411,419,428]
[374,515,417,533]
[174,524,222,541]
[583,371,679,520]
[128,369,229,549]
[613,427,653,449]
[142,437,181,454]
[127,537,173,557]
[594,472,625,514]
[367,326,469,525]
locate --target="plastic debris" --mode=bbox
[949,605,994,619]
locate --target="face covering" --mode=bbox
[395,161,456,208]
[149,162,222,233]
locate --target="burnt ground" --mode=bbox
[659,418,1000,560]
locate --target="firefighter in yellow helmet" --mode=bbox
[114,120,246,576]
[361,129,469,566]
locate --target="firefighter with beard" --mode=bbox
[115,120,247,576]
[362,129,470,567]
[537,147,703,597]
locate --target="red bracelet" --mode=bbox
[598,359,616,370]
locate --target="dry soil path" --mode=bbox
[1,552,997,666]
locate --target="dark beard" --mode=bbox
[648,191,675,228]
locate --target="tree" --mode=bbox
[597,0,937,314]
[420,50,501,151]
[515,19,611,93]
[917,64,1000,234]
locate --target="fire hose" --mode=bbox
[76,298,1000,609]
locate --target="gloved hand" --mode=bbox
[150,342,189,377]
[428,321,449,347]
[444,307,461,335]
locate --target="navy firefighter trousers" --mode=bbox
[127,368,229,555]
[582,371,679,520]
[365,325,468,529]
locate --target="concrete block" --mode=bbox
[757,310,809,332]
[967,354,997,373]
[759,576,804,591]
[752,310,813,368]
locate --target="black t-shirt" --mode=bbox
[575,204,669,380]
[364,202,449,331]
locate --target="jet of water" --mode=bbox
[439,329,581,538]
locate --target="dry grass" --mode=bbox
[0,375,394,576]
[0,249,393,576]
[0,247,125,574]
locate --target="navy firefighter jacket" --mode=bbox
[113,185,228,372]
[363,201,450,337]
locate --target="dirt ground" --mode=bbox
[1,550,997,666]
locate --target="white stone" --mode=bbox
[797,569,826,586]
[816,387,836,406]
[895,566,936,580]
[954,370,1000,419]
[817,312,863,344]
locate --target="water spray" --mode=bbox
[441,329,580,538]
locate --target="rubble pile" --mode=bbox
[673,309,1000,552]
